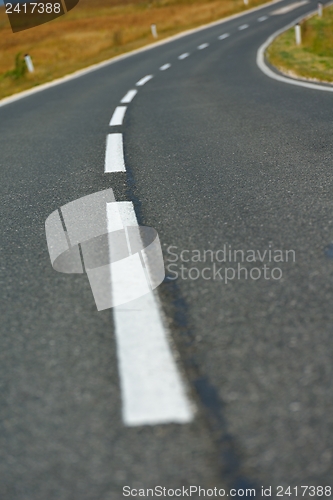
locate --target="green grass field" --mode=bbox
[266,4,333,83]
[0,0,268,100]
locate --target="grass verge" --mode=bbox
[266,4,333,83]
[0,0,269,100]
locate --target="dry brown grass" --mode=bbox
[0,0,267,99]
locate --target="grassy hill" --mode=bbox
[0,0,267,99]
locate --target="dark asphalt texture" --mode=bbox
[1,1,333,498]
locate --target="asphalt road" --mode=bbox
[1,0,333,498]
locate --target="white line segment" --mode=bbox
[218,33,230,40]
[105,134,126,172]
[258,15,268,21]
[238,23,249,30]
[160,63,171,70]
[121,89,137,104]
[178,52,190,60]
[109,106,127,126]
[107,202,194,426]
[198,43,209,49]
[136,75,153,86]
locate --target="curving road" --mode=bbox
[1,0,333,497]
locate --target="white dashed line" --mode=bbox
[257,15,268,21]
[105,134,125,172]
[218,33,230,40]
[136,75,153,86]
[107,202,194,426]
[97,0,294,429]
[160,63,171,71]
[238,24,249,30]
[121,89,137,104]
[109,106,127,126]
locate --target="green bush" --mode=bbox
[3,53,27,80]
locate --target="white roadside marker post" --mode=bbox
[318,2,323,17]
[24,54,34,73]
[295,23,302,45]
[151,24,158,38]
[244,0,249,5]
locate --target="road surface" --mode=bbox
[1,0,333,498]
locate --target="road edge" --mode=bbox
[256,2,333,92]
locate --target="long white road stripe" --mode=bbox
[238,23,249,30]
[271,0,308,14]
[218,33,230,40]
[109,106,127,126]
[257,15,268,21]
[136,75,153,86]
[105,134,126,172]
[178,52,190,60]
[121,89,137,104]
[160,63,171,70]
[198,43,209,49]
[107,202,194,426]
